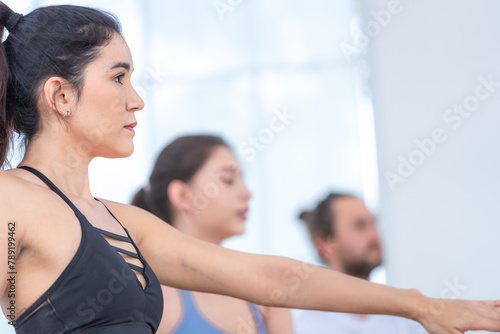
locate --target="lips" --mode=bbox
[124,122,137,133]
[237,207,249,220]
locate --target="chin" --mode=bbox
[223,223,245,237]
[122,147,135,158]
[232,225,246,236]
[111,142,135,158]
[371,257,383,268]
[94,138,135,159]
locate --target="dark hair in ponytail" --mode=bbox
[132,135,230,224]
[0,2,13,167]
[299,192,355,240]
[0,1,121,168]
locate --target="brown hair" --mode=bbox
[132,135,229,224]
[299,192,355,239]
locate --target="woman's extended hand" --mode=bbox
[415,298,500,333]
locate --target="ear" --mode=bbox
[313,236,338,261]
[41,77,77,117]
[167,180,193,213]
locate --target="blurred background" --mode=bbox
[2,0,500,333]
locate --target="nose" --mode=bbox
[127,85,145,112]
[370,225,381,243]
[240,183,252,201]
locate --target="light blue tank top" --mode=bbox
[171,289,268,334]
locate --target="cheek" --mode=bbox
[203,195,230,215]
[342,234,366,251]
[201,193,235,220]
[193,181,229,203]
[188,185,220,214]
[78,82,124,112]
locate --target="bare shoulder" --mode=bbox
[0,168,61,205]
[0,167,48,190]
[97,198,179,246]
[0,168,19,215]
[0,168,78,242]
[0,169,38,212]
[0,170,14,202]
[0,169,24,192]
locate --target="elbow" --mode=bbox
[254,255,318,308]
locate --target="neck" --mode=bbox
[20,131,93,202]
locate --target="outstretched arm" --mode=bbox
[106,200,500,334]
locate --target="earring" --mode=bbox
[62,110,73,118]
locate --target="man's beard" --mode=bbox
[342,247,382,279]
[343,259,380,279]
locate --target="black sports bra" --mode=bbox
[13,166,163,333]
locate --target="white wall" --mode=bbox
[366,0,500,310]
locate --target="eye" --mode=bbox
[221,177,234,186]
[355,220,367,230]
[114,74,125,84]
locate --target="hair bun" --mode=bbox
[298,210,312,221]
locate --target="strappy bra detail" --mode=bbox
[93,197,147,281]
[13,166,163,334]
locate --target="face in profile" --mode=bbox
[329,196,382,278]
[181,146,252,242]
[66,33,144,160]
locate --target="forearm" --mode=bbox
[254,255,426,320]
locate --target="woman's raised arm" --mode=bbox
[103,199,500,334]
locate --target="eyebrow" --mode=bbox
[108,62,132,71]
[223,165,241,175]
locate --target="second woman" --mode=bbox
[132,135,293,334]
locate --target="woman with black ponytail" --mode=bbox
[0,2,499,334]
